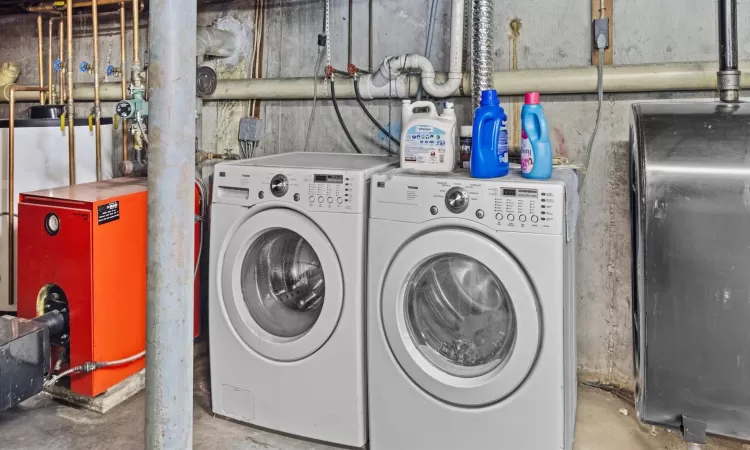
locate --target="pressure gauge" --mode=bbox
[115,100,133,119]
[45,213,60,236]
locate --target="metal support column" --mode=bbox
[145,0,196,447]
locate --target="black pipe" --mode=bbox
[718,0,738,72]
[353,77,400,151]
[330,80,363,154]
[32,310,66,336]
[717,0,740,102]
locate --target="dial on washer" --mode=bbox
[270,174,289,197]
[444,187,469,214]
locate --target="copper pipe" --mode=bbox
[7,85,49,306]
[24,0,132,13]
[92,0,102,181]
[58,20,64,103]
[67,0,76,185]
[120,2,128,162]
[132,0,140,73]
[37,15,45,104]
[48,18,54,103]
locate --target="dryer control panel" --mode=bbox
[213,165,368,214]
[370,171,567,236]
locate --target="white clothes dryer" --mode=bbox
[209,152,396,447]
[367,170,577,450]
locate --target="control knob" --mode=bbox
[269,174,289,197]
[444,187,469,214]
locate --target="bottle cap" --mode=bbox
[480,89,499,106]
[460,126,472,137]
[525,92,540,104]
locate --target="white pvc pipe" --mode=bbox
[3,61,750,103]
[364,0,464,98]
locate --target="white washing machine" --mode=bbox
[209,152,397,447]
[367,170,577,450]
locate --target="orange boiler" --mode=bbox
[17,178,202,397]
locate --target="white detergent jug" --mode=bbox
[400,100,457,172]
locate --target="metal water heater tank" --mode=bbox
[0,116,114,311]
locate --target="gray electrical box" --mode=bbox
[238,117,263,142]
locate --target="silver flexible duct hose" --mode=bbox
[472,0,493,110]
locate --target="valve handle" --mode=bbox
[79,62,90,73]
[53,59,63,72]
[113,115,119,129]
[60,113,66,132]
[106,65,117,76]
[88,114,93,132]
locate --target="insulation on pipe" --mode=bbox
[196,26,237,63]
[5,61,750,102]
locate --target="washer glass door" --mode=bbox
[381,228,540,407]
[220,208,343,362]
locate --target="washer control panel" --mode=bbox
[214,165,366,214]
[370,172,566,235]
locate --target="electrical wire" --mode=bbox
[303,46,324,153]
[324,0,332,95]
[330,80,362,154]
[194,175,207,280]
[44,351,146,388]
[353,77,400,151]
[579,48,604,192]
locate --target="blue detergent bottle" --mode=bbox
[471,90,509,178]
[521,92,553,179]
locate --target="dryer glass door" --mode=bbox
[219,208,344,362]
[381,228,540,407]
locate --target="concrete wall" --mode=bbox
[1,0,744,388]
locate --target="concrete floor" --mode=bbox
[0,360,745,450]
